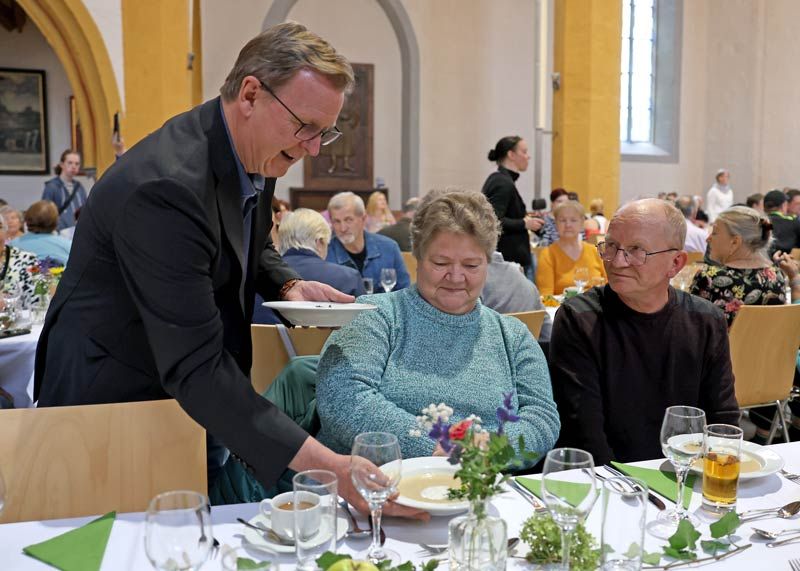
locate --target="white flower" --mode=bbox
[409,429,422,437]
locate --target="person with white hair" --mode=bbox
[674,195,708,253]
[705,168,734,222]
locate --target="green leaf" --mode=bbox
[663,546,697,561]
[642,551,662,565]
[391,562,414,571]
[700,539,730,555]
[623,542,641,558]
[668,519,701,551]
[236,558,264,570]
[316,552,351,570]
[709,511,740,538]
[421,560,441,571]
[376,562,394,571]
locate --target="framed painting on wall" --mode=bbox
[0,68,48,175]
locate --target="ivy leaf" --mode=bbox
[700,539,730,555]
[236,558,265,570]
[709,511,740,539]
[316,552,351,570]
[390,562,414,571]
[663,546,697,561]
[421,561,441,571]
[642,551,662,565]
[376,562,394,571]
[668,519,701,551]
[623,542,641,558]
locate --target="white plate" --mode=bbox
[242,512,348,554]
[688,440,784,481]
[392,457,469,516]
[262,301,377,327]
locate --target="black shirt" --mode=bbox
[481,166,532,268]
[549,285,739,465]
[768,211,800,255]
[347,247,368,273]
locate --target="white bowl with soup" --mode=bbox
[391,457,469,516]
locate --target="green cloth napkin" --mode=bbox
[611,461,696,509]
[23,511,116,571]
[516,476,593,507]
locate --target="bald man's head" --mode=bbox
[613,199,687,250]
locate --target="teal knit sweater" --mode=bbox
[316,286,560,460]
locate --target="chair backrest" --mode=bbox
[507,310,547,339]
[401,252,417,283]
[685,251,706,265]
[0,399,206,523]
[250,325,332,394]
[729,304,800,407]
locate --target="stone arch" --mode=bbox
[17,0,121,174]
[263,0,419,201]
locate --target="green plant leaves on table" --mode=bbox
[709,511,740,538]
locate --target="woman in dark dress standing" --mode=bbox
[481,136,542,278]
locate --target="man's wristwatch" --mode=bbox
[279,278,302,300]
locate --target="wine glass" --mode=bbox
[379,268,397,293]
[144,491,213,570]
[351,432,402,563]
[541,448,598,570]
[573,266,590,293]
[362,277,374,295]
[652,405,706,537]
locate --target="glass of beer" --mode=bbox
[702,424,743,514]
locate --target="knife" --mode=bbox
[603,464,667,511]
[508,478,547,512]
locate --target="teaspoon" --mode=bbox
[739,500,800,522]
[752,527,800,540]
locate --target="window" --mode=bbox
[620,0,683,162]
[621,0,656,143]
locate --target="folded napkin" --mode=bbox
[23,511,115,571]
[516,476,593,507]
[611,461,696,509]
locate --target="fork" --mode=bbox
[781,469,800,481]
[789,557,800,571]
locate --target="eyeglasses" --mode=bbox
[596,242,678,267]
[259,81,342,146]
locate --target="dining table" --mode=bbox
[0,324,42,409]
[1,441,799,570]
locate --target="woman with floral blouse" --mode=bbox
[690,206,786,328]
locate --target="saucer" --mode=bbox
[242,512,348,553]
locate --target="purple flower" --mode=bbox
[447,444,463,465]
[428,418,453,453]
[502,391,514,411]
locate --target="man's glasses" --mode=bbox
[259,81,342,146]
[596,242,678,267]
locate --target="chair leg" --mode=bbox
[766,402,782,445]
[777,399,792,444]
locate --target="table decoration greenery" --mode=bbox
[519,513,600,570]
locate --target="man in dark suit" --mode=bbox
[34,23,421,517]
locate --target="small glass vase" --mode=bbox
[448,498,507,571]
[31,292,50,325]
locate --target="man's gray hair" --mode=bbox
[278,208,332,255]
[674,195,696,219]
[403,197,421,214]
[328,191,365,216]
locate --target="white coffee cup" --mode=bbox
[259,491,321,541]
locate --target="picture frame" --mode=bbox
[0,67,49,175]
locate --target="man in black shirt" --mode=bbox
[764,189,800,255]
[550,199,739,464]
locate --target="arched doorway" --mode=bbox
[17,0,121,175]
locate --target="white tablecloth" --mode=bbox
[0,325,42,408]
[1,442,799,569]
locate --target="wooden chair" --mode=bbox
[685,251,706,265]
[728,304,800,443]
[401,252,417,283]
[250,325,332,394]
[507,310,547,339]
[0,399,206,523]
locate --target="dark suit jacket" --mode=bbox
[35,97,308,488]
[481,166,532,268]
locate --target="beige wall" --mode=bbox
[620,0,800,205]
[201,0,537,208]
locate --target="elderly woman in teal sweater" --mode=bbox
[316,190,560,461]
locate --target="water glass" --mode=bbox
[601,477,648,571]
[702,424,743,514]
[144,491,213,571]
[293,470,338,571]
[362,277,374,295]
[379,268,397,293]
[542,448,598,570]
[573,266,590,293]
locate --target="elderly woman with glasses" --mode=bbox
[316,189,560,461]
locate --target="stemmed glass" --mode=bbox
[573,266,590,293]
[653,405,707,536]
[144,491,213,571]
[350,432,402,563]
[379,269,397,293]
[541,448,598,570]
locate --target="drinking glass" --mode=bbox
[600,477,648,571]
[541,448,598,571]
[293,470,338,571]
[654,405,706,534]
[379,269,397,293]
[573,267,590,293]
[351,432,402,563]
[145,491,213,571]
[362,277,374,295]
[702,424,743,514]
[2,282,21,323]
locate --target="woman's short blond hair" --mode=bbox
[553,200,585,220]
[411,189,500,260]
[220,21,354,101]
[278,208,331,255]
[365,191,388,217]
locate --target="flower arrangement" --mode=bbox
[29,258,64,298]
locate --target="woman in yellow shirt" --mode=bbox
[536,200,606,295]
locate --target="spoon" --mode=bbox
[752,527,800,540]
[739,500,800,522]
[236,517,294,546]
[339,500,371,539]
